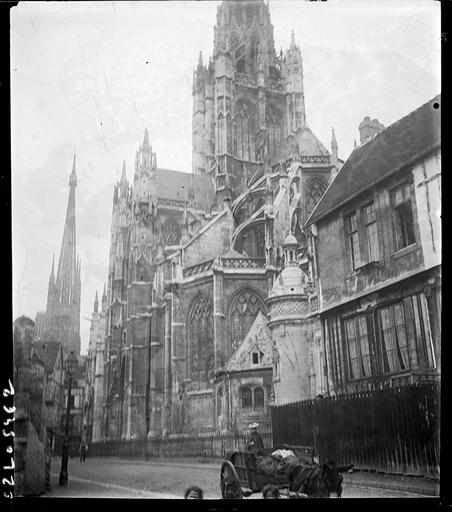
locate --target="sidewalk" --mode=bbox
[343,470,439,497]
[107,456,439,496]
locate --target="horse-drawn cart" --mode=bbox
[220,444,315,499]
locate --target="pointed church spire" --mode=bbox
[94,291,99,313]
[143,128,150,147]
[102,283,107,305]
[55,157,78,305]
[290,29,296,48]
[331,127,339,166]
[198,50,203,69]
[69,152,77,187]
[120,160,127,183]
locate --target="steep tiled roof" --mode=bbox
[271,126,330,166]
[156,169,216,209]
[33,341,62,373]
[307,95,440,225]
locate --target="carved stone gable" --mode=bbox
[226,311,272,372]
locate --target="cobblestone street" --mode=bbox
[43,457,434,499]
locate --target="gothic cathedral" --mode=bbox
[92,0,341,441]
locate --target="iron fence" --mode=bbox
[271,382,439,477]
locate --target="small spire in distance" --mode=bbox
[331,127,338,151]
[290,29,296,48]
[120,160,127,183]
[198,50,203,68]
[143,128,150,146]
[94,291,99,313]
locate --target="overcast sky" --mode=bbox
[11,0,440,354]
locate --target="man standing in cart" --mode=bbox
[247,422,265,453]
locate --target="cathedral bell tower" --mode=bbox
[192,0,286,204]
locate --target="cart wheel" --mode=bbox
[220,460,244,499]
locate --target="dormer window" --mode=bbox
[251,350,264,365]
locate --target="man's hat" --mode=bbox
[249,422,259,429]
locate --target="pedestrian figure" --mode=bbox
[246,423,264,453]
[262,484,280,499]
[79,440,88,462]
[184,486,204,499]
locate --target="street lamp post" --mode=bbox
[59,351,78,487]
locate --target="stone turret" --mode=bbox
[359,117,385,145]
[266,234,311,405]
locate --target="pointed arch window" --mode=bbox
[241,387,252,408]
[267,106,283,157]
[229,289,266,353]
[254,388,264,409]
[190,294,214,382]
[162,218,181,246]
[234,103,256,162]
[217,114,225,154]
[306,179,327,218]
[235,42,246,73]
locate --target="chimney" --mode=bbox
[358,117,385,144]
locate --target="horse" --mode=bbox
[288,459,354,498]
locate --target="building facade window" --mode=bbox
[378,303,410,373]
[254,388,264,409]
[362,201,379,262]
[241,386,265,409]
[229,289,266,353]
[325,292,436,388]
[345,211,360,270]
[241,387,252,408]
[189,294,214,382]
[392,182,416,250]
[344,315,372,380]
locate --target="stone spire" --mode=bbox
[331,127,338,163]
[94,291,99,314]
[283,29,306,131]
[290,29,296,48]
[102,283,107,307]
[55,154,78,305]
[120,160,127,184]
[44,153,81,354]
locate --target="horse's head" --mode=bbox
[320,459,344,498]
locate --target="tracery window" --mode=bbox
[190,294,214,382]
[235,42,246,73]
[267,106,283,157]
[162,218,181,246]
[234,103,256,161]
[306,179,327,218]
[229,289,266,352]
